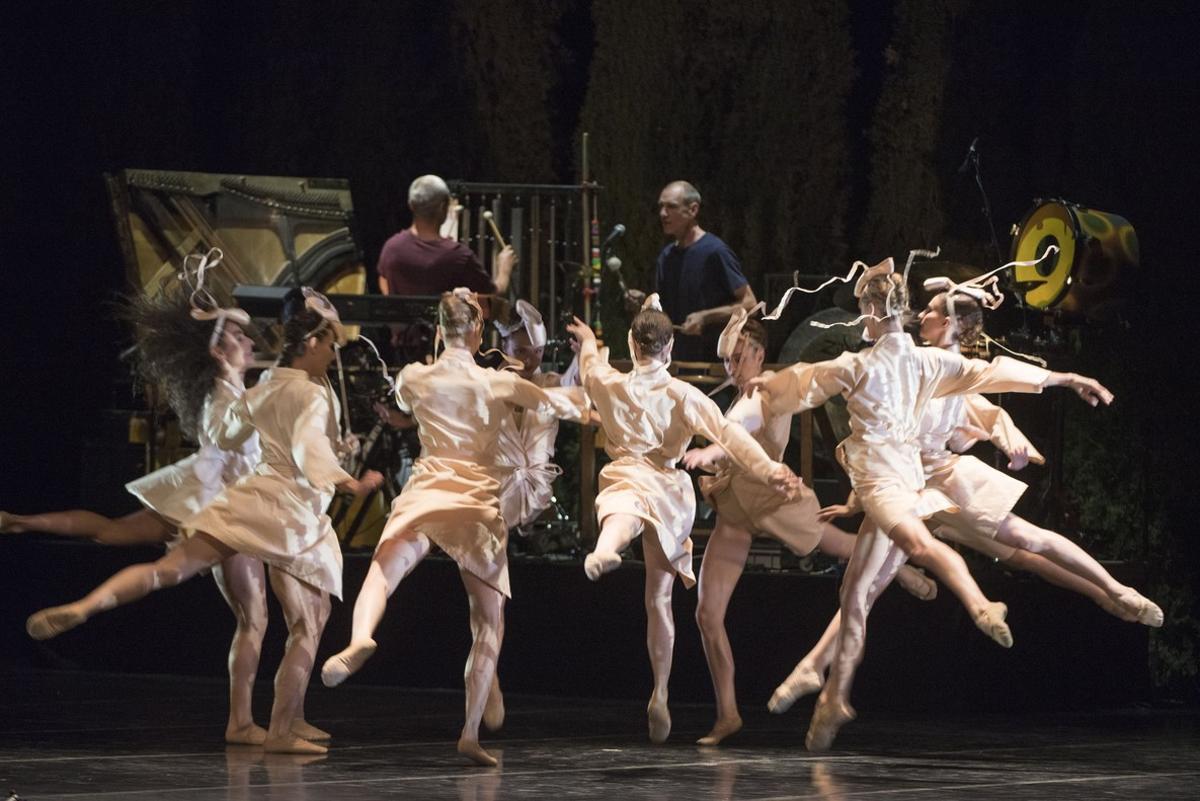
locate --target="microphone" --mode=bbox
[957,137,979,174]
[601,223,626,253]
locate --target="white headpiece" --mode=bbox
[300,287,349,346]
[177,248,251,349]
[493,299,547,348]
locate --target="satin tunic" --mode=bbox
[125,378,260,528]
[698,373,825,556]
[380,348,585,598]
[762,332,1051,534]
[579,341,786,587]
[184,367,351,598]
[494,371,581,530]
[923,393,1045,559]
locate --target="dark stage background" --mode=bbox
[3,1,1199,699]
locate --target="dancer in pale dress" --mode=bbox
[26,288,383,755]
[2,254,284,744]
[564,298,801,744]
[320,289,586,767]
[492,299,583,532]
[747,261,1113,750]
[680,308,938,746]
[769,282,1160,719]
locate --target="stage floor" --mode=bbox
[3,670,1197,800]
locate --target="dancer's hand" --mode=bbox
[817,503,852,522]
[1007,445,1030,471]
[565,316,596,347]
[680,311,705,336]
[743,375,769,399]
[1053,372,1114,406]
[681,444,723,473]
[338,470,384,497]
[623,289,646,314]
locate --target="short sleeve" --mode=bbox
[712,244,748,294]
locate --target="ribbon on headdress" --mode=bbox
[642,292,664,312]
[920,246,1060,366]
[762,261,864,322]
[300,287,349,346]
[493,299,548,348]
[177,248,251,349]
[716,301,766,359]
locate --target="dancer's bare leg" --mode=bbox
[816,523,937,601]
[483,601,506,733]
[26,532,232,639]
[212,554,269,745]
[1002,549,1136,621]
[642,527,676,744]
[584,513,643,580]
[458,569,504,767]
[321,531,431,687]
[994,515,1162,626]
[695,520,751,746]
[887,517,1011,646]
[1,507,170,546]
[263,568,330,755]
[807,524,907,751]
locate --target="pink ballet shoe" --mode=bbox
[1112,590,1163,628]
[805,696,856,752]
[769,662,824,714]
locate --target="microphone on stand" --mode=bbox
[601,223,626,254]
[957,137,979,174]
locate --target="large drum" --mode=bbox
[1010,199,1138,320]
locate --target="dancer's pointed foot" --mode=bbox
[584,550,621,581]
[263,734,328,755]
[972,601,1013,648]
[805,695,856,752]
[895,565,938,601]
[291,719,331,741]
[647,693,671,744]
[768,661,824,714]
[1096,594,1139,622]
[697,715,742,746]
[320,638,377,687]
[457,737,499,767]
[1111,589,1164,627]
[0,511,21,533]
[483,677,505,732]
[26,604,86,640]
[225,723,268,746]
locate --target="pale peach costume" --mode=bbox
[698,380,825,555]
[126,377,261,532]
[759,334,1053,537]
[924,393,1043,557]
[376,347,585,597]
[183,367,351,598]
[494,369,577,529]
[579,337,788,587]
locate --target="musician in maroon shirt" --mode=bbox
[377,174,515,296]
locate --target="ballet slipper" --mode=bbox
[697,715,742,746]
[457,737,499,767]
[584,551,621,581]
[290,719,331,741]
[895,565,938,601]
[1111,589,1164,628]
[972,602,1013,648]
[0,511,19,533]
[805,695,856,752]
[768,661,824,714]
[320,638,377,687]
[225,723,268,746]
[483,680,505,732]
[26,604,87,640]
[263,734,328,755]
[647,694,671,744]
[1096,594,1139,623]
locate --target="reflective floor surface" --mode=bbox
[2,670,1197,800]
